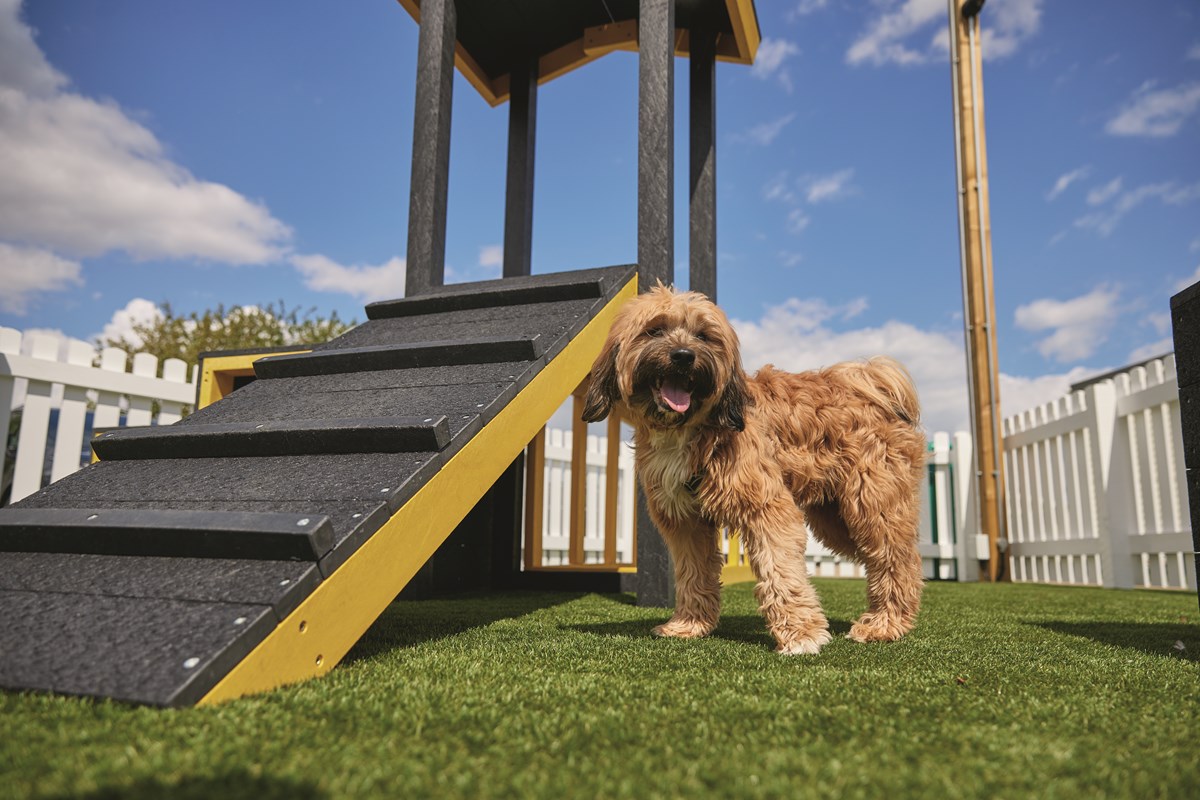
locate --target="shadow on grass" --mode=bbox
[565,615,853,650]
[1031,621,1199,662]
[343,590,586,664]
[46,772,325,800]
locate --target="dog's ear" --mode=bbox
[581,341,619,422]
[713,369,748,431]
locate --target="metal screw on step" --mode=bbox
[476,403,485,408]
[424,418,433,423]
[352,513,362,519]
[255,424,264,429]
[233,617,247,626]
[86,514,98,521]
[297,518,310,527]
[380,487,390,494]
[183,657,199,669]
[279,578,291,587]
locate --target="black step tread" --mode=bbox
[0,507,334,561]
[92,416,451,461]
[21,453,440,512]
[0,551,320,619]
[0,589,275,707]
[254,336,544,379]
[366,275,604,319]
[181,380,504,445]
[314,299,595,362]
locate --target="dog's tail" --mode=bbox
[836,357,922,427]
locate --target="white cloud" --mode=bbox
[1128,338,1173,363]
[0,0,291,264]
[999,366,1103,422]
[804,169,856,203]
[94,297,163,349]
[1188,43,1200,61]
[1086,176,1123,205]
[788,0,829,19]
[1045,166,1090,201]
[1014,285,1122,362]
[763,172,797,204]
[289,253,406,303]
[732,113,796,146]
[1174,265,1200,294]
[1075,181,1200,237]
[849,0,1042,66]
[478,244,502,269]
[1106,81,1200,138]
[777,250,804,268]
[787,208,812,234]
[751,38,801,92]
[731,294,1106,434]
[0,242,82,314]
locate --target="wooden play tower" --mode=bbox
[397,0,761,604]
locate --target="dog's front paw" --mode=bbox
[847,613,913,643]
[775,627,832,655]
[652,618,715,639]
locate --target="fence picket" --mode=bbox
[49,340,93,482]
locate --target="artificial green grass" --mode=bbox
[3,579,1198,799]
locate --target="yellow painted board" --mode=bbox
[200,275,637,705]
[196,350,311,410]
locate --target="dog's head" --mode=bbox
[582,284,747,431]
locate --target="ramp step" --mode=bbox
[254,336,544,378]
[0,589,275,707]
[0,551,321,619]
[92,416,451,460]
[365,277,604,319]
[0,508,334,561]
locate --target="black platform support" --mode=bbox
[405,0,457,296]
[504,57,538,279]
[636,0,677,607]
[689,28,717,302]
[1170,281,1200,610]
[638,0,675,293]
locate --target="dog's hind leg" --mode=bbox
[652,518,724,639]
[837,478,924,643]
[739,501,832,655]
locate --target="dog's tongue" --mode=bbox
[661,381,692,413]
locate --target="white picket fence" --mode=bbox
[1004,355,1194,590]
[0,327,197,504]
[539,427,638,564]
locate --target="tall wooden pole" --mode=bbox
[949,0,1006,580]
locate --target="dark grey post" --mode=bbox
[637,0,675,292]
[405,0,456,296]
[636,0,676,608]
[1170,281,1200,608]
[503,58,538,278]
[689,28,717,302]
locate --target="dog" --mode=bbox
[582,285,926,654]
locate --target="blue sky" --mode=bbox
[1,0,1197,432]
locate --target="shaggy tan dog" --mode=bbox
[582,286,926,654]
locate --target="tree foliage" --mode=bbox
[99,301,356,367]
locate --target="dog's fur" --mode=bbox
[582,286,926,654]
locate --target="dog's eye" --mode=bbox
[695,331,709,342]
[646,327,665,338]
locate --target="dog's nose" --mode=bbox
[670,348,695,367]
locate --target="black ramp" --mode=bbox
[0,264,637,706]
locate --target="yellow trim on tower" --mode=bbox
[199,274,637,705]
[196,350,312,410]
